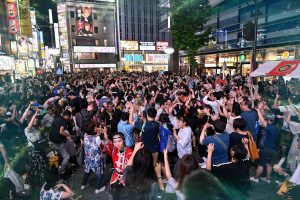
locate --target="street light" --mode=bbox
[164,47,174,72]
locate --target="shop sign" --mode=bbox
[0,56,15,70]
[120,40,139,51]
[15,59,27,73]
[146,54,169,64]
[30,10,36,26]
[27,59,35,70]
[18,0,32,36]
[10,41,18,55]
[139,42,156,51]
[282,51,289,59]
[240,54,246,61]
[74,46,116,53]
[17,35,29,58]
[76,64,116,68]
[124,54,144,62]
[156,41,169,51]
[57,3,69,51]
[6,2,17,19]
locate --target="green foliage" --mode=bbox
[171,0,211,72]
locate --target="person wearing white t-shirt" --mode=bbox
[172,116,193,178]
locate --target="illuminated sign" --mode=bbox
[0,56,15,70]
[146,54,169,64]
[139,42,156,51]
[75,64,117,68]
[120,40,139,51]
[18,0,32,36]
[74,46,116,53]
[156,41,169,51]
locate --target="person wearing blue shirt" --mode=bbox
[250,102,280,184]
[240,98,258,141]
[200,119,229,165]
[117,112,135,148]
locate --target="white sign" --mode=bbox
[76,64,116,68]
[139,42,156,51]
[146,54,169,64]
[156,41,169,51]
[48,48,60,55]
[0,56,15,70]
[74,46,116,53]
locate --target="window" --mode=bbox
[70,11,75,18]
[94,26,98,33]
[71,25,76,32]
[94,13,97,20]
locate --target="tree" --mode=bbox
[170,0,212,75]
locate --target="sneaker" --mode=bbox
[260,177,271,184]
[250,177,259,183]
[95,186,106,194]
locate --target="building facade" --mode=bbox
[57,0,118,72]
[180,0,300,76]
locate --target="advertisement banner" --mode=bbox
[27,59,35,70]
[15,59,27,73]
[120,40,139,51]
[77,64,116,68]
[156,41,169,51]
[0,56,15,71]
[10,41,18,55]
[17,35,29,58]
[6,3,17,19]
[57,3,69,51]
[76,7,93,37]
[18,0,32,36]
[139,42,156,51]
[74,46,116,53]
[146,54,169,64]
[30,10,36,26]
[38,31,45,59]
[8,18,19,34]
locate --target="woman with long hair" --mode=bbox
[164,149,198,200]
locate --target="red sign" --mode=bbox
[156,41,169,51]
[8,18,19,34]
[266,61,298,76]
[6,3,17,19]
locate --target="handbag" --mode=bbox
[246,131,259,160]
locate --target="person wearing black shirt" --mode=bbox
[49,110,72,175]
[207,141,250,199]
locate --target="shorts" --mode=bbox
[258,148,275,166]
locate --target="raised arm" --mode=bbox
[27,110,39,129]
[163,149,172,180]
[127,142,144,167]
[256,103,267,128]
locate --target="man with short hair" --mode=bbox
[240,98,258,141]
[117,112,135,148]
[49,110,72,175]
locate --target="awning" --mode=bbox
[250,60,300,78]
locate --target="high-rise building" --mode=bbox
[118,0,169,42]
[57,0,118,72]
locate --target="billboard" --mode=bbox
[139,42,156,51]
[0,56,15,71]
[76,7,93,37]
[74,46,116,53]
[6,2,19,34]
[75,64,116,68]
[120,40,139,51]
[10,41,18,55]
[17,35,29,57]
[18,0,32,36]
[146,54,169,64]
[15,59,27,73]
[57,3,69,51]
[156,41,169,51]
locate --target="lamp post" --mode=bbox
[164,47,174,72]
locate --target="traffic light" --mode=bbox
[243,21,255,41]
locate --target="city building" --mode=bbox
[0,0,14,77]
[118,0,172,72]
[180,0,300,76]
[57,0,118,72]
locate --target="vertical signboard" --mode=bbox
[57,3,69,52]
[17,35,29,57]
[6,0,19,34]
[18,0,32,36]
[30,10,39,52]
[38,31,45,59]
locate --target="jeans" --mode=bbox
[82,170,103,189]
[49,142,70,174]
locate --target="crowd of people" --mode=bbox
[0,70,300,199]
